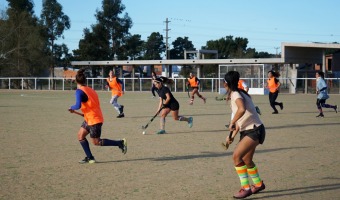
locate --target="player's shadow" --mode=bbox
[249,183,340,199]
[98,146,309,163]
[169,129,228,134]
[127,112,226,119]
[266,122,339,130]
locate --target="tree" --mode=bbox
[169,37,195,59]
[40,0,70,87]
[1,0,48,78]
[169,37,195,77]
[73,25,111,77]
[143,32,165,60]
[118,34,144,60]
[54,43,72,68]
[95,0,132,60]
[6,0,34,15]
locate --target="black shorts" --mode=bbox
[169,101,179,111]
[81,121,102,138]
[163,100,180,111]
[240,124,266,144]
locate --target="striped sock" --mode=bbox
[247,165,262,187]
[235,165,250,190]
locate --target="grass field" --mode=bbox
[0,90,339,200]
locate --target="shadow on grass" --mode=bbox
[250,183,340,199]
[266,122,339,130]
[97,146,309,163]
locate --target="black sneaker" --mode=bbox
[316,113,324,118]
[334,105,338,113]
[119,105,124,113]
[119,138,127,154]
[272,111,278,114]
[279,103,284,110]
[79,157,96,164]
[117,113,125,118]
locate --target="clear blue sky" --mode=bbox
[1,0,340,55]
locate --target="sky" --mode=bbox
[1,0,340,56]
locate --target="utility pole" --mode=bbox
[274,47,280,72]
[164,18,171,77]
[164,18,171,60]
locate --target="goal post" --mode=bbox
[218,64,271,95]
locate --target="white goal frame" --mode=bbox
[218,64,266,95]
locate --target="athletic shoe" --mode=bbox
[117,113,125,118]
[316,113,324,118]
[189,101,193,105]
[279,102,284,110]
[255,106,262,115]
[156,129,166,134]
[119,105,124,113]
[272,111,278,114]
[334,105,338,113]
[79,157,96,164]
[119,138,127,154]
[251,181,266,194]
[233,188,252,199]
[188,117,193,128]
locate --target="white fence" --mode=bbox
[1,77,340,94]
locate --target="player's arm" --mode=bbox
[69,89,88,111]
[229,98,245,128]
[117,78,125,93]
[157,97,163,114]
[105,80,110,89]
[195,77,200,85]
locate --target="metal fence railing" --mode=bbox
[0,77,340,94]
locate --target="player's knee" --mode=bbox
[232,153,242,164]
[92,139,101,146]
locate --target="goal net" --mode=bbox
[218,64,271,95]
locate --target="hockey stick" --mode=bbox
[215,93,227,101]
[289,79,295,87]
[221,125,235,150]
[142,107,164,130]
[68,109,84,117]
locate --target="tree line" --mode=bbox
[0,0,275,79]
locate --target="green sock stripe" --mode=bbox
[247,165,262,185]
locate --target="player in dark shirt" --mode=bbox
[153,78,193,134]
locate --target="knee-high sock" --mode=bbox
[235,165,250,190]
[79,139,93,159]
[247,165,262,187]
[100,139,122,146]
[160,117,165,130]
[178,116,189,122]
[322,103,335,109]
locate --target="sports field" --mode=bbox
[0,90,339,200]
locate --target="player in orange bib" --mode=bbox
[69,69,127,164]
[106,70,125,118]
[266,70,283,114]
[187,72,206,105]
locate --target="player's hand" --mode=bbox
[226,136,234,144]
[228,123,236,132]
[68,108,74,113]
